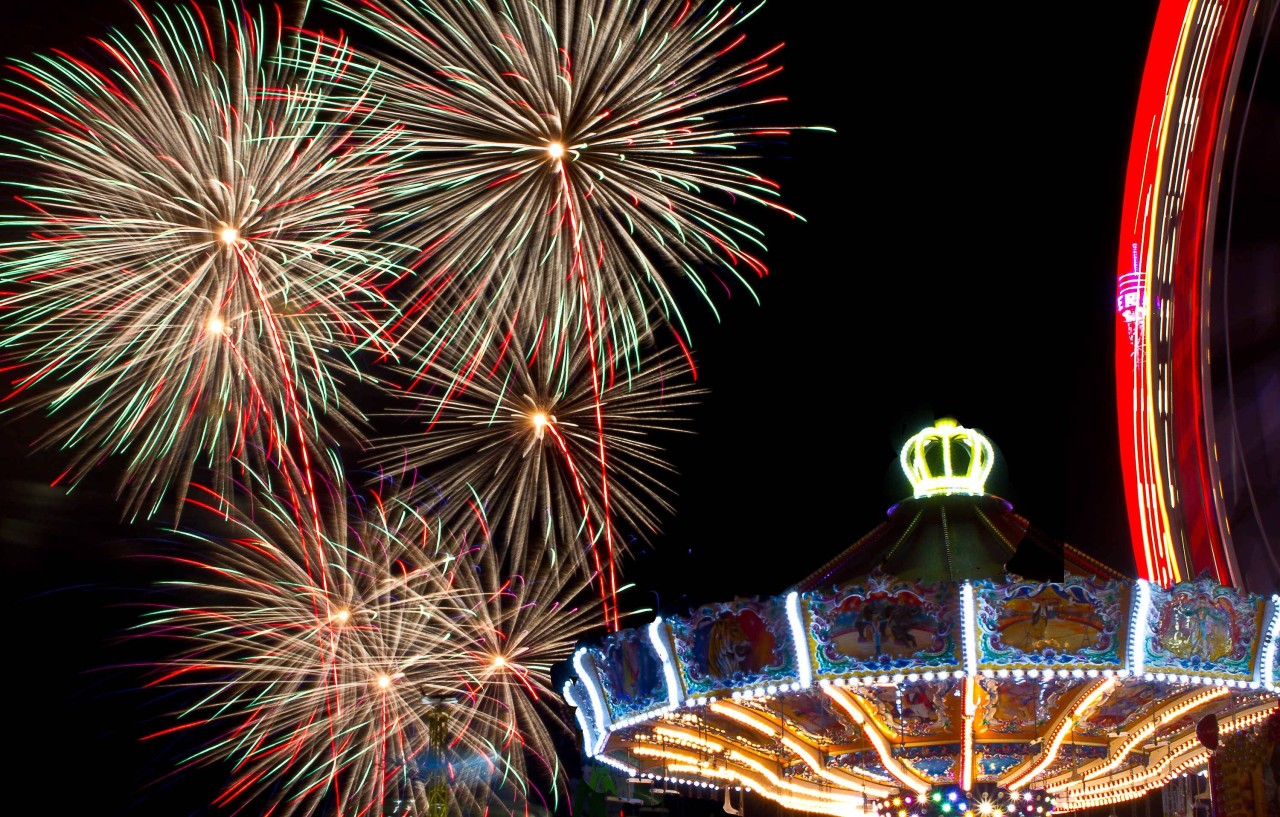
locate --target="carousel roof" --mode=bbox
[793,492,1126,592]
[564,422,1280,815]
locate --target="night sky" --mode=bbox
[0,2,1161,815]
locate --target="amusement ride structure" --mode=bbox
[564,421,1280,814]
[1117,0,1280,596]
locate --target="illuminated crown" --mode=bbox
[899,420,994,498]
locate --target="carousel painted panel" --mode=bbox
[976,677,1079,735]
[852,679,959,738]
[902,748,957,784]
[1073,680,1188,737]
[806,575,961,677]
[591,627,668,722]
[976,748,1030,779]
[973,577,1128,670]
[667,596,797,699]
[1144,577,1266,681]
[746,689,862,745]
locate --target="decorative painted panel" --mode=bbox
[974,577,1128,670]
[976,677,1079,735]
[807,575,961,676]
[904,754,956,783]
[1145,577,1265,680]
[766,689,862,745]
[853,680,958,737]
[977,752,1024,779]
[592,627,666,721]
[668,596,796,699]
[1074,681,1188,737]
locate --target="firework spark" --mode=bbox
[0,1,404,518]
[320,0,808,363]
[375,317,701,621]
[143,473,599,816]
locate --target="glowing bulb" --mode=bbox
[219,226,239,244]
[979,802,993,816]
[547,141,565,159]
[376,674,393,688]
[492,655,507,669]
[206,316,226,335]
[331,609,350,624]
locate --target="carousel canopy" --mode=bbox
[564,422,1280,815]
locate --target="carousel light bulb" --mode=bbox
[331,609,350,624]
[547,140,565,160]
[376,674,393,688]
[219,226,239,244]
[206,315,226,335]
[492,655,507,669]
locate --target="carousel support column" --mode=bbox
[573,648,612,756]
[1256,595,1280,691]
[649,617,685,710]
[1128,580,1154,679]
[960,582,979,790]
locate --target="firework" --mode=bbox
[320,0,806,364]
[143,473,599,816]
[425,520,602,814]
[0,1,404,518]
[375,317,701,623]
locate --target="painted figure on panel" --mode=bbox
[601,631,662,703]
[1160,598,1232,661]
[782,692,851,742]
[997,587,1105,652]
[901,686,942,723]
[693,608,777,681]
[828,594,937,659]
[1084,683,1158,731]
[991,681,1040,728]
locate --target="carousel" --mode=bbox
[563,421,1280,815]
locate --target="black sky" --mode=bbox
[0,1,1160,814]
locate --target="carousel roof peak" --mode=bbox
[901,420,995,499]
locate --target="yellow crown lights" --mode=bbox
[900,420,995,498]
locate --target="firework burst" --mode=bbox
[375,316,701,625]
[320,0,807,364]
[143,472,600,816]
[0,1,404,518]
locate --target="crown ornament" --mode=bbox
[900,419,995,498]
